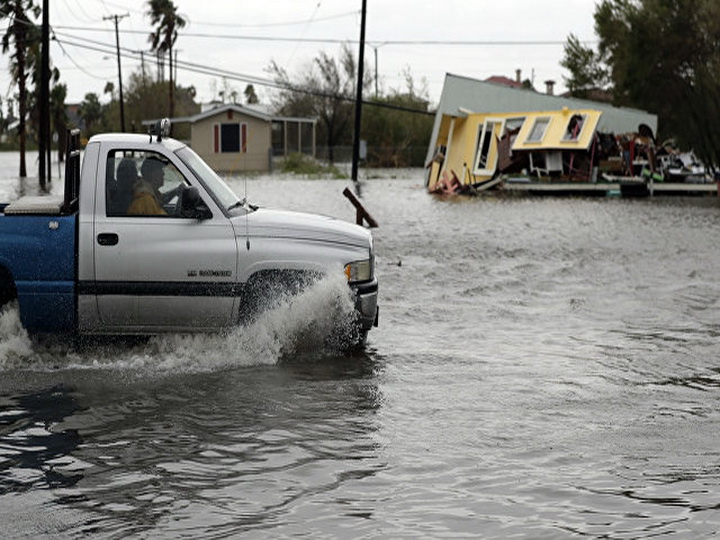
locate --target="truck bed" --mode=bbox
[0,202,77,333]
[2,195,65,215]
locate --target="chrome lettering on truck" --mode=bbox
[198,270,232,277]
[187,270,232,277]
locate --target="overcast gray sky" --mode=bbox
[1,0,599,108]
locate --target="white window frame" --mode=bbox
[562,113,587,141]
[526,117,551,143]
[472,118,505,176]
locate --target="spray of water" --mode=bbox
[0,273,359,373]
[0,302,33,365]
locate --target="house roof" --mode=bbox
[143,103,316,127]
[484,75,524,89]
[189,103,316,124]
[425,72,658,166]
[437,73,654,124]
[189,103,273,123]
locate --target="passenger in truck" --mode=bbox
[127,156,167,216]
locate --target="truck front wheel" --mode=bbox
[0,266,17,308]
[238,269,320,324]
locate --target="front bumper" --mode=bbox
[351,278,379,331]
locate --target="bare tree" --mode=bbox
[268,44,372,163]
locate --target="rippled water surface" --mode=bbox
[2,162,720,538]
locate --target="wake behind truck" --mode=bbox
[0,123,378,344]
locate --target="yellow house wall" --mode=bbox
[430,108,603,187]
[445,117,471,183]
[512,109,602,151]
[429,115,485,187]
[428,115,463,189]
[445,114,496,184]
[191,114,272,173]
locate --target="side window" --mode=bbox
[105,150,189,218]
[106,151,140,217]
[563,114,586,141]
[472,119,503,175]
[526,117,550,143]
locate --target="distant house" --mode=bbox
[149,103,317,173]
[189,104,316,173]
[484,75,525,89]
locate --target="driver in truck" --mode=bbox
[128,156,168,215]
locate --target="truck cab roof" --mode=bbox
[87,132,187,152]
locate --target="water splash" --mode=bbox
[0,274,358,373]
[0,302,34,366]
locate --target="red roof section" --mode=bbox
[484,75,524,89]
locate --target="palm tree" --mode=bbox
[146,0,186,118]
[1,0,40,177]
[50,83,67,163]
[78,92,103,138]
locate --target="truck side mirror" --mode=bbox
[179,186,212,220]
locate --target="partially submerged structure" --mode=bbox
[428,108,605,192]
[426,74,666,193]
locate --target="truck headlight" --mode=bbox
[344,257,373,283]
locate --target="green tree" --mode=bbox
[268,44,373,163]
[560,33,609,98]
[361,70,434,166]
[146,0,186,118]
[1,0,40,177]
[50,82,67,162]
[122,68,199,139]
[78,92,103,138]
[28,31,60,153]
[593,0,720,169]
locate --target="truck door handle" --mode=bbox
[97,233,119,246]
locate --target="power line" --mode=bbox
[49,25,592,46]
[52,31,107,80]
[53,32,434,116]
[189,10,357,28]
[5,20,593,48]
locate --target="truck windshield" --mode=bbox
[176,146,243,213]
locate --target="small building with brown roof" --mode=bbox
[149,103,317,173]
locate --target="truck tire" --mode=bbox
[239,269,365,352]
[238,269,320,323]
[0,266,17,308]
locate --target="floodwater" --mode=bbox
[2,157,720,537]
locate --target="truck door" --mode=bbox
[92,148,238,331]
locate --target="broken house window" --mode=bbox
[563,114,586,141]
[503,117,525,147]
[526,117,550,143]
[473,119,504,175]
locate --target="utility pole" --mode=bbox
[39,0,50,190]
[351,0,367,183]
[140,50,147,87]
[104,14,128,132]
[371,43,385,98]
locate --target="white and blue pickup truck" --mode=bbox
[0,123,378,344]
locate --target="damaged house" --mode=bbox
[426,73,660,193]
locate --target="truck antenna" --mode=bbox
[245,176,250,250]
